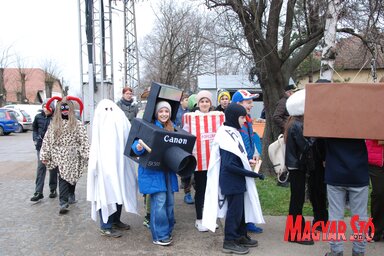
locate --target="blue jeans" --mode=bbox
[35,150,57,193]
[150,173,174,241]
[99,204,122,229]
[327,185,368,254]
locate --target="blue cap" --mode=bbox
[232,90,259,103]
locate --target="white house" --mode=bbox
[197,74,263,118]
[197,74,296,118]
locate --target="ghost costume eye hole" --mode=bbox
[105,107,108,111]
[110,107,113,111]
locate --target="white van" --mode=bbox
[3,104,42,121]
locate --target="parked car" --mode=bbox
[3,104,41,121]
[0,108,19,136]
[6,108,33,133]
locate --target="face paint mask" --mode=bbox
[61,103,70,119]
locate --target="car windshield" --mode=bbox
[20,109,30,118]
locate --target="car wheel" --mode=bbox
[15,124,23,133]
[0,126,3,136]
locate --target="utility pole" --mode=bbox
[123,0,140,89]
[78,0,114,127]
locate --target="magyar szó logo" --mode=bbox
[284,215,375,242]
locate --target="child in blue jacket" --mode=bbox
[131,101,179,246]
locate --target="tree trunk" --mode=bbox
[258,65,290,174]
[45,81,54,98]
[320,0,342,81]
[0,68,5,107]
[21,73,27,103]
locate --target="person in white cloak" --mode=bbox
[87,99,139,238]
[202,103,265,255]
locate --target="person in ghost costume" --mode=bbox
[202,103,265,255]
[87,99,139,238]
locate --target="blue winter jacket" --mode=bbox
[324,138,369,187]
[239,115,261,159]
[131,120,179,195]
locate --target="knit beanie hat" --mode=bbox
[224,103,247,129]
[188,94,197,111]
[196,90,213,104]
[286,89,305,116]
[155,101,172,116]
[217,90,231,102]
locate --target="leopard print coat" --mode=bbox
[40,120,89,185]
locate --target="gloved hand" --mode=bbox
[256,173,265,180]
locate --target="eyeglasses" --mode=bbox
[60,105,70,111]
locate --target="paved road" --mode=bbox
[0,132,383,255]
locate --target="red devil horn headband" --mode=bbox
[45,96,84,116]
[66,96,84,116]
[46,96,62,113]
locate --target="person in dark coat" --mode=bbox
[30,102,58,201]
[273,84,297,187]
[116,87,139,122]
[284,89,314,246]
[219,103,263,254]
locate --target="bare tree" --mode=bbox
[0,44,13,106]
[205,0,327,162]
[206,0,384,163]
[14,55,35,103]
[140,0,214,92]
[40,59,61,98]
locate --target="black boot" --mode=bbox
[30,192,44,201]
[222,241,249,254]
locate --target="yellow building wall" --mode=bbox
[297,70,384,88]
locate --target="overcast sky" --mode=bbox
[0,0,158,96]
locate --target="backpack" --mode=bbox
[268,134,289,183]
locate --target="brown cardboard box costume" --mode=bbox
[304,83,384,140]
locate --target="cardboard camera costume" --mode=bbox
[124,82,197,178]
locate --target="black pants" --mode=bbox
[58,174,76,207]
[288,169,307,241]
[308,164,328,223]
[181,174,193,194]
[225,193,247,241]
[369,165,384,237]
[194,171,207,219]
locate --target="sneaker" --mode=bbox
[195,219,208,232]
[153,238,172,246]
[99,228,122,238]
[143,216,150,228]
[246,223,263,233]
[68,194,78,204]
[184,193,195,204]
[222,241,249,254]
[49,190,57,198]
[59,204,69,214]
[112,221,130,230]
[236,235,258,247]
[30,192,44,201]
